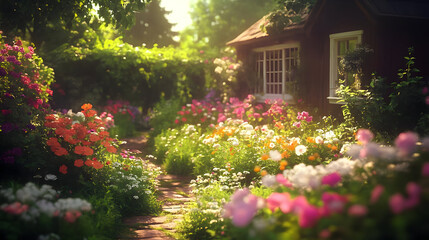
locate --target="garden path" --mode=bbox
[117,133,193,240]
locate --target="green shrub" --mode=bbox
[338,48,429,141]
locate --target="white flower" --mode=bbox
[295,145,307,156]
[44,174,57,181]
[261,175,277,187]
[269,150,282,161]
[215,66,223,74]
[133,195,139,200]
[315,136,324,144]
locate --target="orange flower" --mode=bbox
[84,109,96,118]
[106,145,117,153]
[281,151,290,159]
[59,164,68,174]
[280,160,288,167]
[254,166,261,173]
[92,160,104,169]
[261,170,268,177]
[279,165,285,171]
[261,154,269,160]
[74,159,84,167]
[306,137,315,143]
[313,153,320,158]
[81,103,92,111]
[331,145,338,151]
[308,155,316,161]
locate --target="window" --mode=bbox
[329,30,363,102]
[252,43,299,101]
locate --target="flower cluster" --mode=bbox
[219,129,429,239]
[0,34,54,165]
[0,182,91,223]
[44,103,117,174]
[103,100,141,121]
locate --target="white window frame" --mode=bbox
[253,43,300,103]
[328,30,363,104]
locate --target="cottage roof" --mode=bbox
[227,0,429,47]
[363,0,429,19]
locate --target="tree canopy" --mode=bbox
[123,0,177,47]
[185,0,275,50]
[0,0,149,47]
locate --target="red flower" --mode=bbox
[59,165,68,174]
[74,159,84,167]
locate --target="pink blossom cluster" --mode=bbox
[223,188,264,227]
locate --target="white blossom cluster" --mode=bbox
[279,158,360,190]
[0,182,92,222]
[190,166,249,195]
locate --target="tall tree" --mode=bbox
[0,0,149,47]
[185,0,275,49]
[123,0,177,47]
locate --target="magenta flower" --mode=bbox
[321,172,342,187]
[422,162,429,177]
[395,131,419,157]
[217,113,226,123]
[320,192,348,216]
[297,204,320,228]
[348,204,368,216]
[293,121,301,128]
[426,96,429,105]
[370,185,385,204]
[389,193,406,214]
[355,129,374,145]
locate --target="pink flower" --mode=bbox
[320,192,348,216]
[319,229,331,239]
[356,129,374,145]
[395,131,418,157]
[348,204,368,216]
[422,162,429,177]
[267,192,293,213]
[297,204,320,228]
[276,174,292,188]
[404,182,420,209]
[223,188,260,227]
[174,119,179,124]
[370,185,385,204]
[422,87,428,94]
[293,121,301,128]
[1,202,29,215]
[321,172,342,187]
[217,113,226,123]
[389,193,406,214]
[426,96,429,105]
[64,210,82,223]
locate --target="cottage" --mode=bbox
[227,0,429,114]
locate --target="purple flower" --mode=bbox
[1,122,15,133]
[0,67,7,77]
[0,56,4,62]
[6,55,16,63]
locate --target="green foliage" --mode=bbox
[184,0,275,51]
[46,34,207,112]
[338,48,429,140]
[0,0,149,47]
[0,34,55,182]
[123,0,177,47]
[262,0,316,35]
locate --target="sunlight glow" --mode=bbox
[160,0,193,32]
